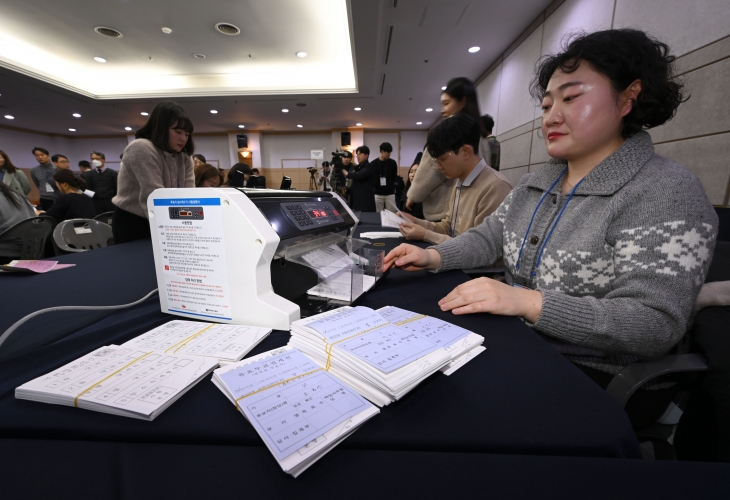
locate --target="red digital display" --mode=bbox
[307,209,327,218]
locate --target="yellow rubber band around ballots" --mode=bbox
[394,314,427,327]
[165,323,216,354]
[323,322,389,371]
[74,351,154,408]
[235,368,324,410]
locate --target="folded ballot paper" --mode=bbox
[289,306,454,406]
[212,346,379,477]
[15,345,218,420]
[376,306,486,375]
[119,320,271,363]
[380,210,409,228]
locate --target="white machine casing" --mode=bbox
[148,187,299,330]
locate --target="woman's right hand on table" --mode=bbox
[383,244,441,272]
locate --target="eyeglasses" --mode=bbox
[435,152,453,164]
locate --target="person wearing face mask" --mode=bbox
[29,147,57,210]
[112,101,195,244]
[384,30,717,428]
[405,77,489,222]
[83,151,118,214]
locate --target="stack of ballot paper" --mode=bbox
[289,306,453,406]
[380,210,409,228]
[212,346,379,477]
[119,320,271,363]
[15,345,218,420]
[376,306,486,376]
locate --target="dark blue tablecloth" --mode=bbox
[1,238,729,496]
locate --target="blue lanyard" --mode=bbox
[515,166,584,277]
[450,184,463,237]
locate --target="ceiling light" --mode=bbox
[141,112,149,116]
[416,122,423,125]
[210,110,218,114]
[215,23,241,35]
[124,127,132,131]
[441,86,447,90]
[161,27,172,34]
[72,113,81,118]
[297,124,303,128]
[238,125,245,128]
[94,57,107,63]
[468,46,480,53]
[354,107,361,111]
[69,128,76,132]
[425,108,433,112]
[356,123,362,126]
[296,52,307,58]
[4,115,14,119]
[94,27,123,38]
[194,54,206,59]
[282,109,289,113]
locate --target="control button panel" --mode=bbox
[280,201,344,231]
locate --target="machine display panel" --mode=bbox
[280,201,344,230]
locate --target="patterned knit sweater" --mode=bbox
[433,131,718,374]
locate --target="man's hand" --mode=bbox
[405,199,414,211]
[399,222,427,241]
[438,277,543,323]
[397,211,418,223]
[383,245,441,272]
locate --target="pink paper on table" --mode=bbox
[7,260,76,273]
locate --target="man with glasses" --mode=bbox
[397,114,511,244]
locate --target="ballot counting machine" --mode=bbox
[147,188,384,331]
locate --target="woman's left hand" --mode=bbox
[438,277,543,323]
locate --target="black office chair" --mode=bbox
[0,216,55,260]
[53,219,114,253]
[93,211,114,226]
[280,176,292,190]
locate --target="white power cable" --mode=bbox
[0,289,159,351]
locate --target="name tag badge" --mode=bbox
[380,176,387,186]
[45,182,54,193]
[512,276,536,290]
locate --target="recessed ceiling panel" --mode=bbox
[0,0,357,99]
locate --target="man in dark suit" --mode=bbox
[343,146,376,212]
[250,168,266,188]
[82,151,117,214]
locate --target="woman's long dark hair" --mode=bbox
[0,182,23,209]
[442,77,487,137]
[135,101,195,155]
[0,150,19,174]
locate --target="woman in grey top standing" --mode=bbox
[112,102,195,244]
[385,29,717,384]
[0,150,31,198]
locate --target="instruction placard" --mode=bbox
[152,198,232,320]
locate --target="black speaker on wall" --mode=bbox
[340,132,351,147]
[236,134,248,149]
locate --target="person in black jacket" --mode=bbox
[370,142,398,213]
[82,151,117,214]
[42,168,96,222]
[343,146,376,212]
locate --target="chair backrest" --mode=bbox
[280,176,292,190]
[93,211,114,226]
[53,219,114,253]
[0,216,55,260]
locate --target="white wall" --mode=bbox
[363,132,400,163]
[400,131,428,167]
[474,0,730,203]
[0,127,72,169]
[260,133,332,170]
[193,135,231,170]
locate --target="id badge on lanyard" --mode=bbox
[380,177,386,186]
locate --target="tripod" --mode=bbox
[309,169,317,190]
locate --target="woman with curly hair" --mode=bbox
[384,29,717,419]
